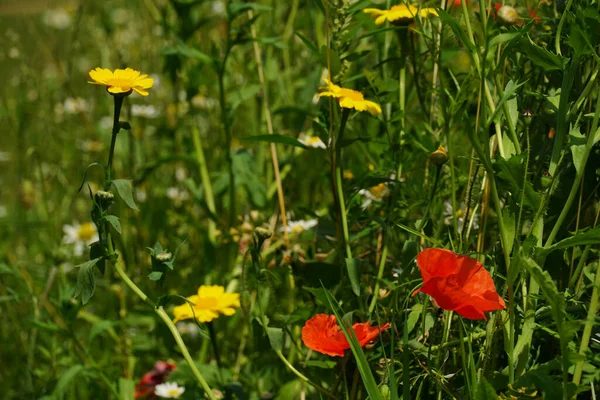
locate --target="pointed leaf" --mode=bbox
[111,179,139,211]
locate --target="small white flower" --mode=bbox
[212,0,226,15]
[175,167,187,182]
[166,187,190,202]
[358,183,390,209]
[8,47,20,59]
[298,135,327,149]
[0,205,6,218]
[131,104,160,119]
[443,200,480,233]
[63,222,99,257]
[0,152,11,162]
[43,8,72,30]
[176,322,200,339]
[283,219,318,234]
[63,97,89,114]
[135,188,147,203]
[155,382,185,398]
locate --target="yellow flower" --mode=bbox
[318,78,382,116]
[363,4,438,26]
[88,67,154,96]
[172,285,240,323]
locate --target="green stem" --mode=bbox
[155,307,218,400]
[555,0,574,56]
[106,95,125,188]
[218,45,235,228]
[368,238,388,314]
[545,76,600,248]
[191,122,217,244]
[335,108,352,259]
[572,262,600,385]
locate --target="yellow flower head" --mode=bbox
[318,78,382,116]
[172,285,240,323]
[363,4,438,26]
[88,67,154,96]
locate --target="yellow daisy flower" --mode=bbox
[88,67,154,96]
[172,285,240,323]
[318,78,382,116]
[363,4,438,26]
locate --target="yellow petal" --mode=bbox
[108,86,129,94]
[89,67,113,84]
[363,8,385,16]
[134,78,154,89]
[375,14,388,25]
[132,87,149,96]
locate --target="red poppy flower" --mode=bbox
[450,0,469,7]
[134,361,176,399]
[301,314,390,357]
[412,248,505,320]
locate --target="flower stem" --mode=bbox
[334,108,352,260]
[155,307,218,400]
[106,95,124,188]
[191,122,218,244]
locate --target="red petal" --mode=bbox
[301,314,349,357]
[353,322,390,346]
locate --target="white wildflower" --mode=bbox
[63,222,99,257]
[155,382,185,398]
[298,135,327,149]
[358,183,390,209]
[283,219,318,234]
[131,104,160,119]
[43,8,72,30]
[63,97,89,114]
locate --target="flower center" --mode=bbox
[306,137,321,146]
[107,78,133,88]
[447,275,459,287]
[339,88,364,101]
[167,389,181,396]
[77,223,96,241]
[291,225,305,234]
[368,184,387,199]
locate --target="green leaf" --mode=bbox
[267,327,283,352]
[243,134,308,148]
[474,377,497,400]
[569,125,587,175]
[543,226,600,254]
[294,31,319,55]
[163,43,214,65]
[89,242,106,275]
[88,320,120,343]
[104,215,121,234]
[148,271,163,281]
[488,80,525,128]
[502,209,516,257]
[75,258,102,305]
[76,163,102,193]
[301,360,337,369]
[53,365,85,399]
[323,287,384,400]
[489,31,524,49]
[119,378,136,400]
[437,9,475,52]
[495,155,541,210]
[516,36,565,72]
[111,179,139,211]
[345,258,361,296]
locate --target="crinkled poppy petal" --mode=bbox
[353,322,390,346]
[418,277,465,312]
[454,303,486,320]
[302,314,349,357]
[416,248,465,283]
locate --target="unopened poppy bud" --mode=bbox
[497,5,518,25]
[429,145,448,165]
[540,172,552,189]
[156,252,172,262]
[95,190,115,207]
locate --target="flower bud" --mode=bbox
[95,190,115,207]
[156,252,172,262]
[429,145,448,165]
[497,5,518,26]
[253,227,272,242]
